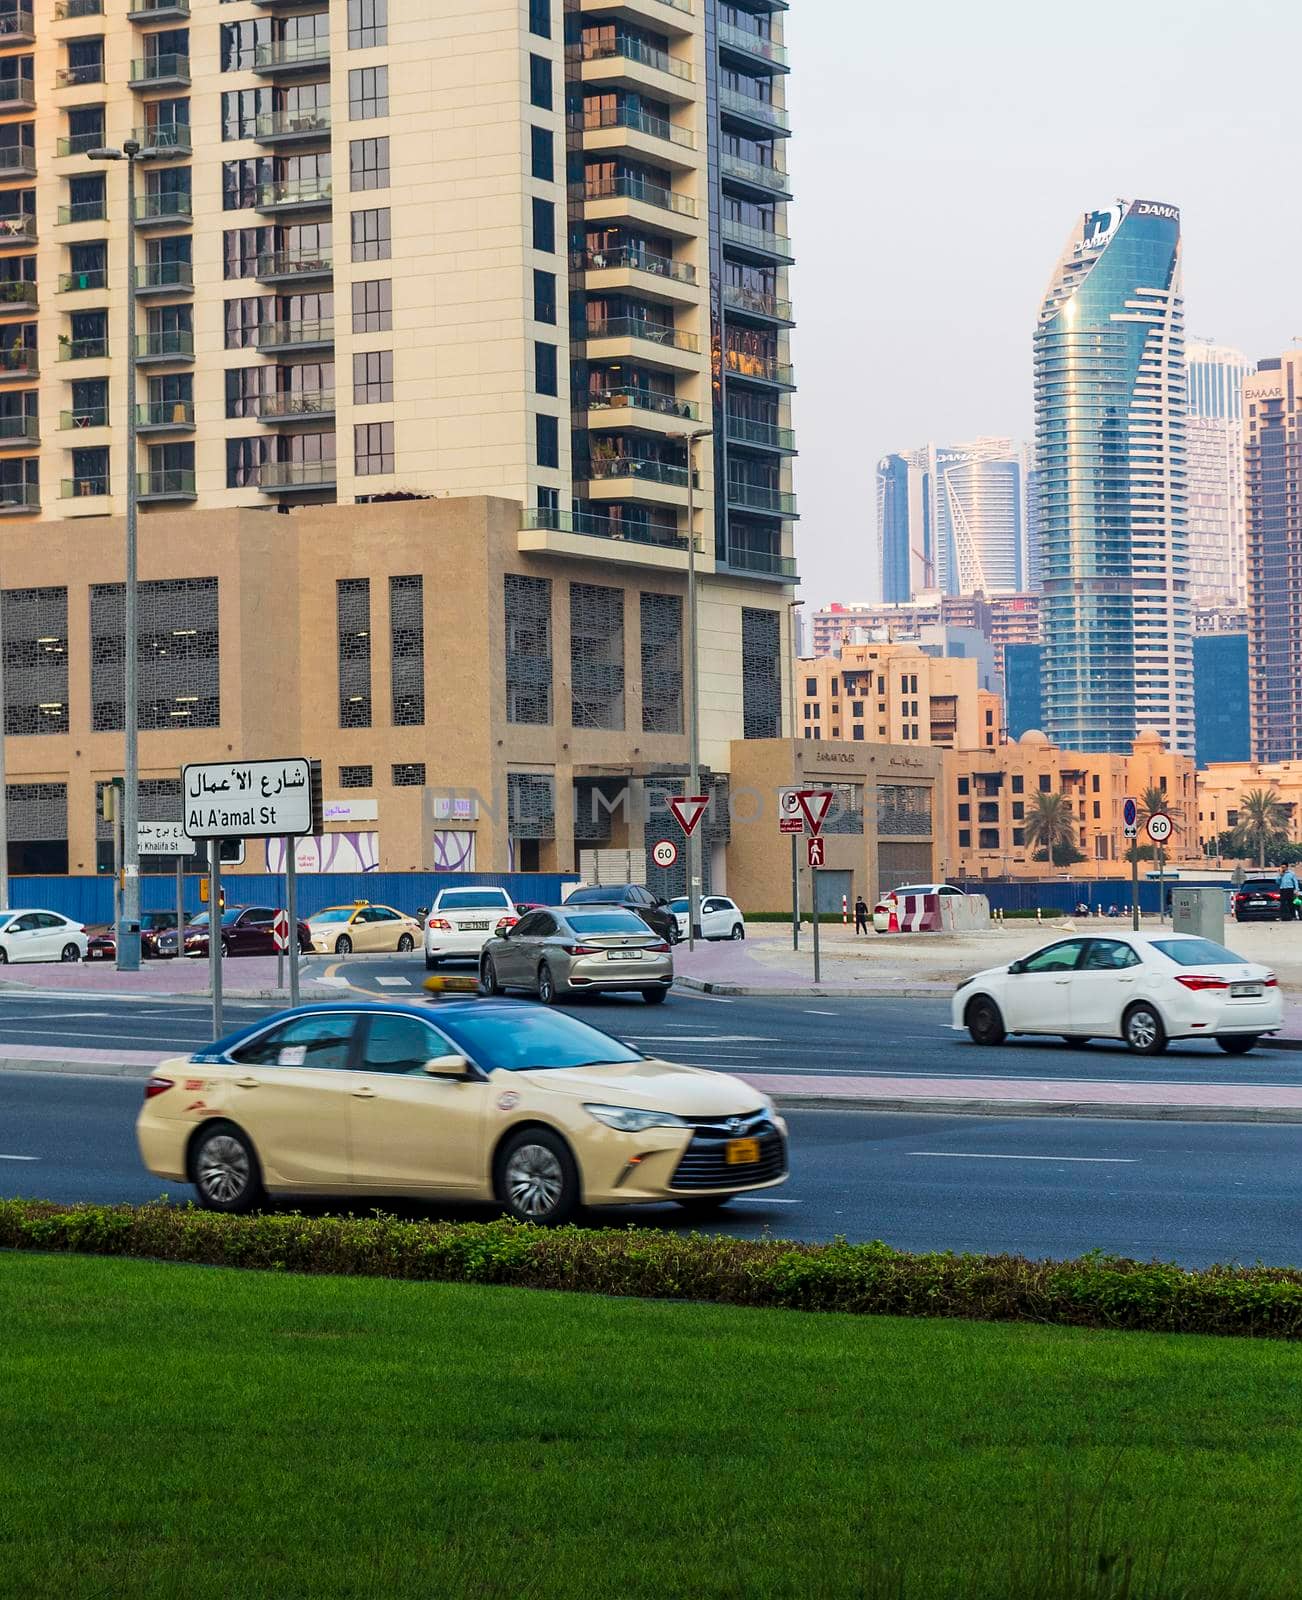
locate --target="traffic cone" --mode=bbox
[888,903,899,934]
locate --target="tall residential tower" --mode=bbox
[1186,338,1252,607]
[1034,199,1192,754]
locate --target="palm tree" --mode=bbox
[1233,788,1292,870]
[1024,791,1078,866]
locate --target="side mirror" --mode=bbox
[1008,960,1025,975]
[655,896,668,907]
[423,1054,473,1080]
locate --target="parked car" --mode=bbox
[173,905,311,959]
[424,887,518,970]
[562,882,679,944]
[873,882,966,932]
[665,895,746,941]
[0,909,87,964]
[305,902,421,955]
[1232,878,1283,922]
[952,931,1282,1055]
[137,1000,786,1220]
[87,909,186,962]
[480,905,673,1004]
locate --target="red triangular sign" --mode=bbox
[668,794,710,837]
[796,789,834,836]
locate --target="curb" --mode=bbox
[766,1094,1302,1123]
[676,977,953,1000]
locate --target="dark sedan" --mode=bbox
[1233,879,1283,922]
[562,883,679,944]
[87,909,189,961]
[161,905,311,958]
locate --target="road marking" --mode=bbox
[624,1034,767,1044]
[736,1196,800,1204]
[908,1152,1136,1164]
[804,1009,837,1016]
[0,1153,38,1161]
[374,977,411,988]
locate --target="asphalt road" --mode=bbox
[1,1070,1298,1265]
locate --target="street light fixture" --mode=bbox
[88,139,142,969]
[683,426,711,951]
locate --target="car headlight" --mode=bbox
[583,1103,688,1133]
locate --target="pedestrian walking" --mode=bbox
[1277,863,1299,922]
[854,894,869,936]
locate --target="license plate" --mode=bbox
[608,948,642,960]
[461,922,488,931]
[1249,899,1267,907]
[725,1137,761,1165]
[1231,983,1262,998]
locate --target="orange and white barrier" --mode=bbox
[897,892,942,932]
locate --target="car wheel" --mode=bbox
[0,947,8,964]
[1217,1034,1260,1055]
[497,1128,579,1225]
[190,1121,263,1214]
[60,943,81,963]
[1123,1003,1167,1055]
[965,996,1006,1046]
[537,963,558,1005]
[397,933,414,953]
[480,955,502,997]
[730,923,745,941]
[335,934,353,956]
[424,955,439,972]
[642,985,669,1004]
[220,938,231,958]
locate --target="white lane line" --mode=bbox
[736,1196,801,1205]
[804,1009,837,1016]
[0,1153,38,1161]
[624,1035,768,1044]
[909,1152,1136,1164]
[374,977,411,988]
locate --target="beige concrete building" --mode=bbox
[798,641,986,751]
[1197,761,1302,854]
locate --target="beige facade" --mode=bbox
[726,737,947,912]
[798,642,984,750]
[1197,761,1302,853]
[947,729,1195,879]
[811,593,1040,675]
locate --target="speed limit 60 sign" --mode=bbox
[1145,811,1173,845]
[651,838,679,869]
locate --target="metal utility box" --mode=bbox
[1171,887,1226,942]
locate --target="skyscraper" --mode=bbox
[1244,354,1302,760]
[875,450,931,601]
[1034,199,1192,754]
[1186,339,1253,607]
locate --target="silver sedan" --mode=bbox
[479,906,674,1005]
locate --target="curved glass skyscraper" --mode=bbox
[1034,200,1193,754]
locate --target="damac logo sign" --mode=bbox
[1132,200,1180,222]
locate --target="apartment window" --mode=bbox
[70,447,108,498]
[986,708,995,726]
[1012,801,1025,821]
[392,763,425,787]
[69,377,107,428]
[339,765,372,788]
[66,172,105,224]
[1013,828,1026,847]
[1039,774,1052,792]
[536,485,559,526]
[348,65,388,119]
[957,776,969,795]
[958,830,971,849]
[531,197,554,253]
[852,726,864,741]
[1091,773,1100,793]
[221,158,267,212]
[354,420,393,475]
[352,349,392,404]
[351,277,391,332]
[533,268,556,323]
[1011,774,1024,794]
[224,434,272,488]
[534,341,557,397]
[570,583,624,730]
[349,136,389,191]
[529,53,552,110]
[347,0,386,48]
[64,105,105,157]
[804,676,816,695]
[853,702,864,718]
[224,295,271,349]
[220,18,270,72]
[337,577,371,728]
[958,803,970,822]
[221,87,268,141]
[351,207,390,261]
[536,413,558,470]
[531,126,553,182]
[224,366,265,418]
[389,574,424,727]
[64,36,104,86]
[529,0,550,38]
[505,573,552,725]
[222,225,271,279]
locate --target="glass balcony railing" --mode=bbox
[57,335,107,360]
[589,455,690,488]
[256,317,334,349]
[569,104,694,150]
[522,507,691,552]
[727,480,797,516]
[132,123,192,155]
[723,348,794,386]
[0,74,35,107]
[129,54,190,86]
[0,347,37,377]
[571,245,696,285]
[0,214,35,243]
[721,152,791,195]
[575,34,693,82]
[56,64,104,89]
[0,482,38,510]
[136,400,194,428]
[718,20,788,67]
[719,86,790,131]
[722,283,793,322]
[587,386,699,422]
[725,413,795,452]
[57,201,106,226]
[585,317,698,353]
[258,388,335,419]
[0,413,36,440]
[576,174,697,218]
[133,192,193,223]
[253,107,331,140]
[0,279,35,308]
[0,148,35,177]
[135,261,193,291]
[57,131,104,158]
[254,247,333,279]
[127,0,188,16]
[253,36,330,70]
[138,468,195,498]
[60,407,106,429]
[62,475,109,498]
[133,329,194,359]
[258,459,336,490]
[721,217,792,258]
[58,268,104,292]
[725,543,797,578]
[255,176,332,209]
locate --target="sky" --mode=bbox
[783,0,1302,610]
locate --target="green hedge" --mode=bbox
[3,1200,1301,1339]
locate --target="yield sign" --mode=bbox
[668,794,710,837]
[796,789,834,837]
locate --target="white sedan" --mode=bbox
[424,887,518,970]
[0,908,88,964]
[951,931,1282,1055]
[666,895,746,941]
[874,882,965,932]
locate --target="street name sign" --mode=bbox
[138,822,194,856]
[183,758,312,840]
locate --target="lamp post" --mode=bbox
[787,598,802,950]
[0,586,8,911]
[683,425,711,951]
[89,140,142,969]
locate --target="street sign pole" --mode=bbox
[286,837,300,1007]
[790,833,799,952]
[1131,846,1139,932]
[811,867,820,986]
[175,854,184,954]
[1158,846,1166,925]
[208,839,223,1040]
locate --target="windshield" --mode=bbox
[894,885,935,897]
[311,908,355,924]
[141,912,177,930]
[188,909,244,929]
[1151,938,1248,967]
[436,891,509,910]
[565,911,650,934]
[565,886,623,903]
[436,1006,643,1072]
[667,898,688,913]
[1239,881,1277,891]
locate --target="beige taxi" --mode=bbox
[305,902,421,956]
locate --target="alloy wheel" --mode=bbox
[196,1134,251,1206]
[504,1143,564,1219]
[336,935,352,955]
[61,943,80,962]
[1126,1007,1161,1052]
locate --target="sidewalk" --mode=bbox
[0,954,343,1004]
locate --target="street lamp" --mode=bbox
[787,598,802,950]
[683,425,711,951]
[89,139,142,969]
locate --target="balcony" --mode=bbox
[0,1,34,33]
[578,0,694,27]
[258,458,336,493]
[725,412,795,453]
[585,316,701,373]
[253,106,331,145]
[723,542,797,580]
[722,216,793,263]
[255,176,332,213]
[589,454,690,490]
[129,54,190,88]
[587,386,699,424]
[255,316,333,354]
[576,174,697,227]
[132,122,192,157]
[54,0,102,16]
[57,132,104,158]
[520,506,697,573]
[136,399,194,431]
[574,35,694,97]
[0,279,35,313]
[0,349,37,381]
[253,36,331,73]
[127,0,188,17]
[61,474,110,500]
[137,467,195,502]
[0,74,35,111]
[58,267,104,292]
[0,482,38,512]
[57,334,107,361]
[718,20,788,70]
[570,103,695,161]
[0,214,35,246]
[719,86,790,135]
[134,260,193,295]
[254,247,332,284]
[257,388,335,423]
[586,316,697,353]
[59,405,107,429]
[726,479,797,517]
[722,282,793,325]
[721,152,791,199]
[0,148,35,180]
[57,200,106,227]
[55,64,103,89]
[0,413,36,444]
[133,191,193,225]
[723,348,794,388]
[133,328,194,362]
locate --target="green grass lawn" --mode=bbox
[3,1253,1301,1600]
